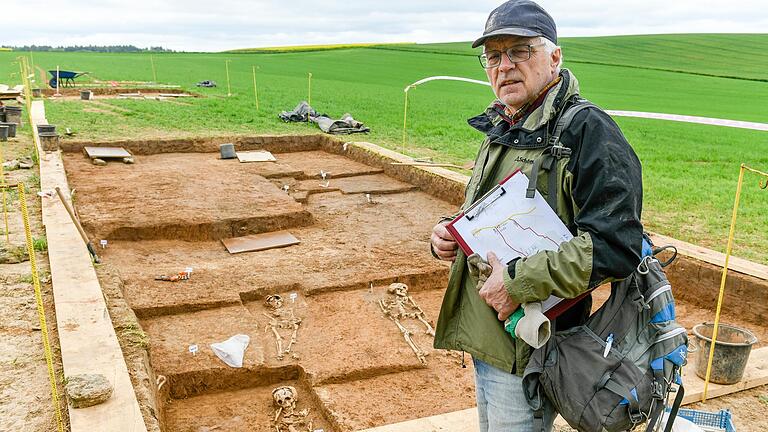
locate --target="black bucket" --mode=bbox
[0,107,5,122]
[32,88,42,98]
[0,122,17,138]
[39,132,60,152]
[37,124,56,134]
[81,90,93,100]
[694,322,758,385]
[4,106,21,125]
[0,125,8,142]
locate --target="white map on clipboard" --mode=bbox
[451,171,573,266]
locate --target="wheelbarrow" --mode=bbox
[49,70,89,88]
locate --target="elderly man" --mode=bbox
[431,1,644,431]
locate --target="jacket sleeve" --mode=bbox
[503,108,644,303]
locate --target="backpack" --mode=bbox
[522,99,688,432]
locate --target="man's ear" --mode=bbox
[551,47,562,73]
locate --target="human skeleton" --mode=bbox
[378,283,435,364]
[271,386,313,432]
[263,294,302,360]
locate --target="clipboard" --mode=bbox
[445,169,591,319]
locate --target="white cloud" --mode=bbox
[3,0,766,51]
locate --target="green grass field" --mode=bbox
[1,34,766,263]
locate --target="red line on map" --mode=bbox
[508,220,560,247]
[494,228,528,257]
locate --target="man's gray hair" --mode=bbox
[540,37,563,70]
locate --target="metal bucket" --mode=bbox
[37,124,56,134]
[81,90,93,100]
[694,323,758,385]
[0,125,8,142]
[219,143,236,159]
[0,122,16,138]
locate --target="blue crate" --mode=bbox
[673,408,736,432]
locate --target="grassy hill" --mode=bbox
[375,33,768,81]
[0,34,766,262]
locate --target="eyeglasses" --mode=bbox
[478,43,545,69]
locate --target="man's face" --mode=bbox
[484,36,560,111]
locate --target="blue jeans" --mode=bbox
[474,358,555,432]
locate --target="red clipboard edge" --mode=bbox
[544,289,594,320]
[445,212,475,257]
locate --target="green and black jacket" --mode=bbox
[433,69,644,375]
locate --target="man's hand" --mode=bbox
[478,252,519,321]
[431,221,458,261]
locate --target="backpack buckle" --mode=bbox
[628,408,645,425]
[651,381,664,400]
[549,144,572,159]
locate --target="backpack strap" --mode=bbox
[526,97,597,210]
[664,383,685,432]
[603,380,646,425]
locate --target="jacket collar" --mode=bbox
[467,69,581,141]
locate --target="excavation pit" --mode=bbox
[59,135,768,431]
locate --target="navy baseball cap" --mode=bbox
[472,0,557,48]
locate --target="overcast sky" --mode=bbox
[4,1,767,51]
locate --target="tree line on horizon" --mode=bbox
[1,45,175,53]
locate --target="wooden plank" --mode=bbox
[221,231,299,254]
[649,233,768,281]
[33,101,148,432]
[236,150,276,162]
[84,146,132,159]
[682,346,768,404]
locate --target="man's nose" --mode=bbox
[497,51,516,72]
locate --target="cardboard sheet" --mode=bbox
[84,146,132,159]
[236,150,276,163]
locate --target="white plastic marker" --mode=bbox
[185,267,193,279]
[55,65,61,97]
[366,193,372,203]
[290,293,298,303]
[100,239,108,249]
[189,344,199,355]
[369,282,374,293]
[342,142,350,151]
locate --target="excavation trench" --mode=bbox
[61,135,768,431]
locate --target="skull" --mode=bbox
[272,385,298,408]
[388,283,409,297]
[266,294,284,309]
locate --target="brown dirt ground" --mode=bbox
[59,144,768,431]
[0,133,69,430]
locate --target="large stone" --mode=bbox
[2,159,20,170]
[0,244,29,264]
[65,373,114,408]
[18,158,34,169]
